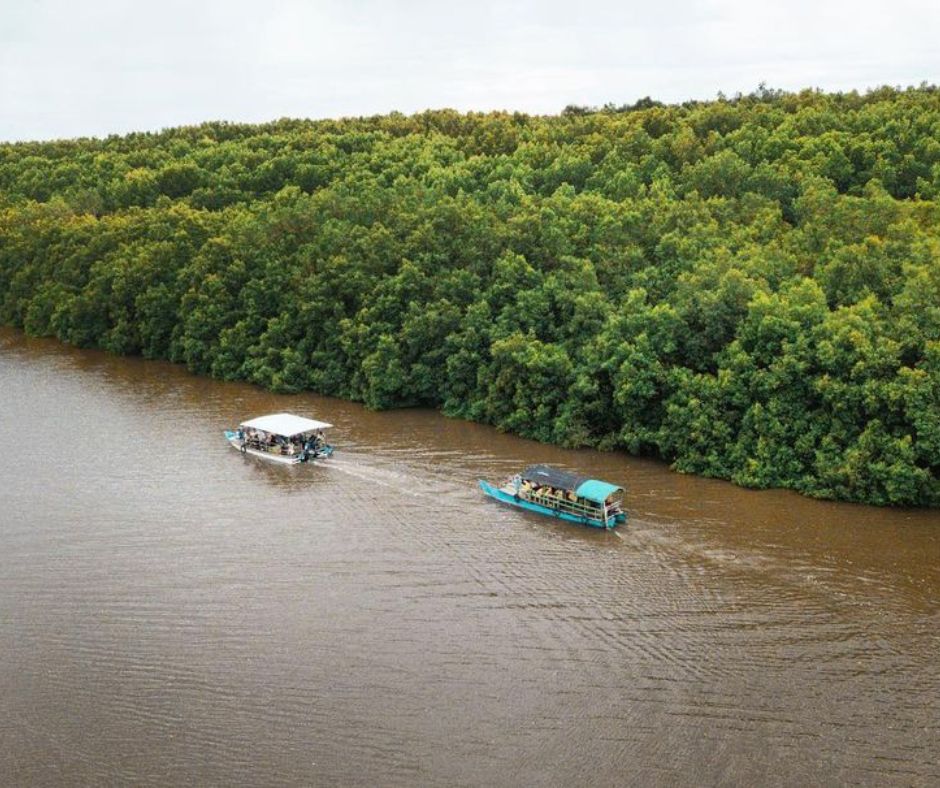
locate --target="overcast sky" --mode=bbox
[2,0,938,142]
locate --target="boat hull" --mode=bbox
[478,480,626,529]
[224,432,333,464]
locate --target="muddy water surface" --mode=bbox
[1,328,938,786]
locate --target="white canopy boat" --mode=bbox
[224,412,334,464]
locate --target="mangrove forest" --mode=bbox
[1,85,939,506]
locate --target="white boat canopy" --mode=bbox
[239,413,333,437]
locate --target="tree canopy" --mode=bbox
[2,85,939,506]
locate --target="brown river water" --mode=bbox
[1,327,938,787]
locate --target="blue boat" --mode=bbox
[479,464,627,529]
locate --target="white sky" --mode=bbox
[2,0,938,142]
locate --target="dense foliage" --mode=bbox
[2,86,939,505]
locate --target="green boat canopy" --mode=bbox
[574,479,623,504]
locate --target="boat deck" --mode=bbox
[225,431,333,463]
[241,439,305,458]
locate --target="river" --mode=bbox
[1,327,937,786]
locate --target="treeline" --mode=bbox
[1,86,939,506]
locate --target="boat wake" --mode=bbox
[320,456,446,501]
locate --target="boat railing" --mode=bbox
[522,490,605,521]
[243,438,303,456]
